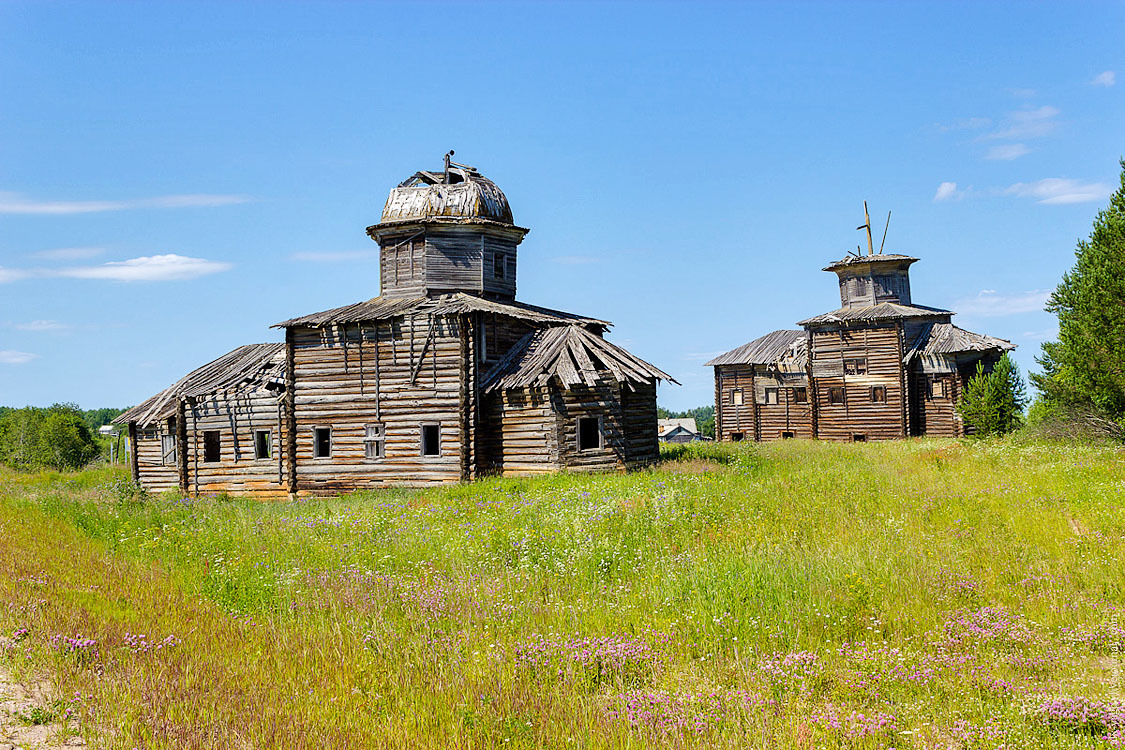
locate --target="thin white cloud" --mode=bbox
[1091,71,1116,87]
[57,254,233,282]
[0,350,39,365]
[0,192,252,215]
[933,182,964,202]
[11,320,69,332]
[549,255,600,265]
[1021,327,1058,342]
[1004,178,1114,205]
[934,117,991,132]
[31,246,104,261]
[1010,88,1038,99]
[290,250,379,262]
[955,289,1050,317]
[985,143,1031,161]
[0,267,29,283]
[985,105,1060,140]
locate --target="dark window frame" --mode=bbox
[870,385,887,403]
[793,387,808,403]
[730,432,745,442]
[731,388,744,406]
[781,431,795,439]
[493,252,506,281]
[763,387,779,405]
[254,429,272,460]
[420,423,441,457]
[852,433,867,443]
[828,386,846,405]
[577,416,603,451]
[313,427,332,459]
[161,434,177,466]
[202,430,221,463]
[844,358,868,376]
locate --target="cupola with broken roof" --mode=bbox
[366,152,529,301]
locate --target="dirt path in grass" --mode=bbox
[0,659,82,750]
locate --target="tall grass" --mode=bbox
[2,438,1123,748]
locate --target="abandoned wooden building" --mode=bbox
[117,158,674,496]
[708,242,1014,442]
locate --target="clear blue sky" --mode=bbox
[1,1,1122,411]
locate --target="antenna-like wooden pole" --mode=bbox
[863,201,874,256]
[879,211,891,254]
[443,150,454,184]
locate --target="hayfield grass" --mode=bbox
[1,438,1124,748]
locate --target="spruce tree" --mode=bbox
[958,353,1027,436]
[1032,159,1125,419]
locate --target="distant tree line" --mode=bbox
[657,405,715,438]
[0,404,128,471]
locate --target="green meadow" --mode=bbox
[2,439,1124,748]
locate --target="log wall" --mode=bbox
[810,325,906,442]
[714,365,757,441]
[134,421,179,493]
[480,387,560,475]
[186,388,287,497]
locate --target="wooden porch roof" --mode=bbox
[481,325,676,392]
[906,322,1015,359]
[704,329,807,368]
[114,343,286,428]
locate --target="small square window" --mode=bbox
[364,424,385,460]
[731,389,744,406]
[577,416,602,451]
[781,431,795,439]
[203,431,221,463]
[870,386,887,403]
[254,429,272,460]
[764,387,779,405]
[926,377,946,400]
[793,387,807,403]
[853,433,867,443]
[421,424,441,457]
[828,387,845,405]
[313,427,331,458]
[844,358,867,375]
[161,434,177,466]
[730,432,745,442]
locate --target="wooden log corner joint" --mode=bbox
[115,157,677,497]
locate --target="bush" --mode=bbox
[957,354,1027,437]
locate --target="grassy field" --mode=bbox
[1,439,1124,748]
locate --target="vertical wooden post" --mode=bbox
[128,422,139,482]
[896,321,909,437]
[750,367,760,441]
[459,314,471,481]
[177,400,189,495]
[806,330,819,439]
[713,368,722,441]
[285,327,298,499]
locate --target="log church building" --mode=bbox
[117,157,674,497]
[708,222,1014,442]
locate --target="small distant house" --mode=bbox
[658,418,703,443]
[708,231,1013,442]
[117,158,675,496]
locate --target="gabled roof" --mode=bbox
[115,343,286,428]
[481,325,676,392]
[658,418,698,437]
[798,302,952,327]
[705,330,807,369]
[905,322,1015,360]
[273,292,609,330]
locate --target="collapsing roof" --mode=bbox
[905,322,1014,360]
[704,329,807,369]
[822,254,919,272]
[482,325,676,393]
[273,292,608,330]
[377,166,516,226]
[115,343,286,428]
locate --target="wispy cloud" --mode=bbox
[1021,327,1058,342]
[1010,88,1038,99]
[934,117,991,132]
[0,192,252,215]
[955,289,1050,317]
[549,255,601,265]
[57,254,233,282]
[985,105,1060,140]
[1004,178,1114,205]
[0,350,39,365]
[290,250,379,262]
[31,246,104,261]
[985,143,1031,161]
[1091,70,1116,87]
[0,267,29,283]
[9,320,69,332]
[933,182,965,202]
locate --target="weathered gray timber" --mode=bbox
[709,215,1013,443]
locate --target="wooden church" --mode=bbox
[117,156,674,496]
[708,209,1014,442]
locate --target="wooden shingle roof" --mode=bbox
[798,302,952,327]
[482,325,676,392]
[906,322,1014,359]
[705,330,807,369]
[114,343,286,428]
[273,293,608,330]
